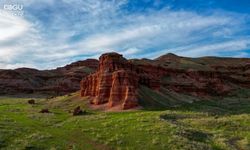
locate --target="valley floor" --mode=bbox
[0,94,250,150]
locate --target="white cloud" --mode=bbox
[123,47,141,56]
[0,0,249,69]
[0,11,30,41]
[142,39,250,59]
[174,39,250,57]
[79,10,236,51]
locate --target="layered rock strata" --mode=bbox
[80,52,160,109]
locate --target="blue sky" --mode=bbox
[0,0,250,69]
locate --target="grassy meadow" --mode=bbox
[0,93,250,150]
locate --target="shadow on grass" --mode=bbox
[141,96,250,116]
[139,85,250,116]
[171,98,250,116]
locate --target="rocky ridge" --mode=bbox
[0,59,98,95]
[81,52,250,109]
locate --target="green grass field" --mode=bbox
[0,93,250,150]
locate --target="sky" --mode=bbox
[0,0,250,69]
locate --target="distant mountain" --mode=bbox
[0,59,98,96]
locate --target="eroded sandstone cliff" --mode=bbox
[80,52,160,109]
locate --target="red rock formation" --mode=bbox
[81,53,141,109]
[81,53,162,109]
